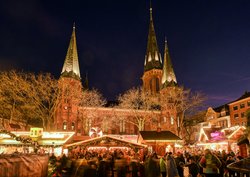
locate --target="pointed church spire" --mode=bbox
[61,23,81,80]
[161,38,177,88]
[144,3,162,71]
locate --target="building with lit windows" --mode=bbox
[228,91,250,126]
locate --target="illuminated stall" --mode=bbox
[197,126,246,152]
[0,128,75,156]
[138,130,183,156]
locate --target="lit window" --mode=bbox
[71,122,75,130]
[119,120,125,133]
[163,117,167,123]
[170,116,174,125]
[63,122,67,130]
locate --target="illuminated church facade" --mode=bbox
[54,6,179,137]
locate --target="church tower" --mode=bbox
[160,39,179,134]
[55,24,83,132]
[161,39,177,88]
[142,5,163,95]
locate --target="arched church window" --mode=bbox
[155,77,160,92]
[150,79,153,93]
[150,77,160,93]
[71,122,75,130]
[63,122,67,130]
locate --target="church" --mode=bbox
[54,5,180,140]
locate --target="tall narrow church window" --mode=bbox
[102,117,108,133]
[63,122,67,130]
[119,119,125,133]
[85,118,92,132]
[170,116,174,125]
[150,77,160,93]
[150,79,153,93]
[155,78,160,92]
[71,122,75,130]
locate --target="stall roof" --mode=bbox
[65,135,147,149]
[139,131,182,141]
[0,131,75,146]
[198,126,246,142]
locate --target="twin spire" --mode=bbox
[61,4,177,89]
[144,4,177,88]
[61,23,81,80]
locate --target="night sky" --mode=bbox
[1,0,250,108]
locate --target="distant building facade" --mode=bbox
[190,92,250,145]
[228,91,250,126]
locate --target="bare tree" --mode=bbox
[183,111,205,144]
[78,89,107,135]
[0,71,60,130]
[0,71,33,124]
[27,73,60,130]
[160,86,206,137]
[117,87,160,131]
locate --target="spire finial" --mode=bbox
[149,0,153,20]
[164,37,168,51]
[73,22,76,29]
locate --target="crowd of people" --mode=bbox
[48,147,248,177]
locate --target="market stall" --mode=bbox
[0,128,75,156]
[138,130,183,156]
[197,125,246,153]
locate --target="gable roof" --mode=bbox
[139,131,182,141]
[199,126,245,142]
[65,135,146,149]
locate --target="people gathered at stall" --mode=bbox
[48,147,248,177]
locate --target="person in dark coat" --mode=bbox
[166,152,179,177]
[225,156,235,177]
[186,157,200,177]
[145,155,161,177]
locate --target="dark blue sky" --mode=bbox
[1,0,250,107]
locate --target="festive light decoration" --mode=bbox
[0,129,34,144]
[66,135,146,150]
[89,127,103,138]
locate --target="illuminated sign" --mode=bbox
[30,128,43,138]
[42,132,64,139]
[211,132,223,138]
